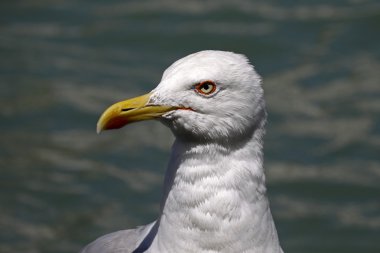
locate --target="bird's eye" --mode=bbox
[195,81,217,95]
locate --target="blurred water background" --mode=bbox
[1,0,380,252]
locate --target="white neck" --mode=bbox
[147,126,282,253]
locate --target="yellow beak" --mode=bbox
[96,93,177,133]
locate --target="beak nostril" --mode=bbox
[121,108,133,112]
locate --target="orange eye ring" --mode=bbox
[195,80,217,95]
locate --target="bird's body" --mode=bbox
[81,51,283,253]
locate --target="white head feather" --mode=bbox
[150,50,266,142]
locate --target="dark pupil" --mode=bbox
[202,83,210,90]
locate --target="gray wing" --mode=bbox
[80,221,156,253]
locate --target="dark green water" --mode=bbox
[1,1,379,252]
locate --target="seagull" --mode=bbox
[81,50,284,253]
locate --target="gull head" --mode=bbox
[97,50,266,142]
